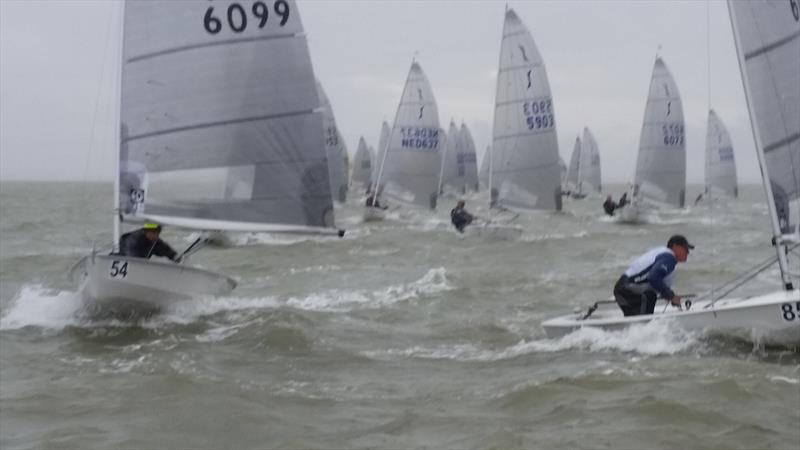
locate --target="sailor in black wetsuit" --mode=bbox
[603,195,617,216]
[450,200,475,233]
[118,223,180,262]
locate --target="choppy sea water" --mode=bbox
[1,182,798,449]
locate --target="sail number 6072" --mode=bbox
[204,1,290,35]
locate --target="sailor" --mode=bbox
[603,195,617,216]
[365,192,388,210]
[450,200,475,233]
[118,223,181,262]
[617,192,628,208]
[613,235,693,316]
[694,193,704,205]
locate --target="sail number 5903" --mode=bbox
[780,302,800,322]
[204,1,290,35]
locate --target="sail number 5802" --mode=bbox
[780,302,800,322]
[204,1,290,34]
[109,260,129,279]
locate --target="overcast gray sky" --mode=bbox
[1,0,759,184]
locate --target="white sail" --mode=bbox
[317,81,349,203]
[491,8,562,211]
[460,123,480,192]
[559,156,567,188]
[351,136,373,191]
[632,57,686,208]
[373,121,391,186]
[729,0,799,290]
[480,145,491,188]
[440,121,462,193]
[374,61,444,210]
[580,127,602,193]
[566,136,581,191]
[704,110,738,198]
[729,0,799,241]
[118,0,338,234]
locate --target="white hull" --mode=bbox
[71,254,236,314]
[464,223,523,240]
[542,290,800,347]
[363,207,386,222]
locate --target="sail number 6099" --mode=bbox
[204,1,290,34]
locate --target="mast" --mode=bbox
[112,1,125,252]
[727,0,793,290]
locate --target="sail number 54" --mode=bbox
[781,302,800,322]
[109,261,129,279]
[204,1,290,35]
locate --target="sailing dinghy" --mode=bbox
[317,80,350,204]
[351,137,374,192]
[71,0,341,312]
[543,1,800,347]
[490,8,562,213]
[703,109,738,200]
[617,56,686,222]
[368,60,444,219]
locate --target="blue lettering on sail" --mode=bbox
[718,146,734,161]
[399,127,440,151]
[522,98,554,130]
[661,123,684,147]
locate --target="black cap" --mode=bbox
[667,234,694,250]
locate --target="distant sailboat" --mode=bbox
[479,145,491,189]
[71,0,341,312]
[704,109,738,199]
[439,121,479,195]
[317,81,349,203]
[460,123,480,193]
[490,8,562,211]
[580,127,602,194]
[632,56,687,209]
[371,61,444,211]
[351,136,374,192]
[565,136,582,197]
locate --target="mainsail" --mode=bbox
[491,8,561,211]
[374,61,444,210]
[317,81,350,203]
[728,0,799,288]
[632,56,686,208]
[460,123,480,192]
[480,145,491,188]
[580,127,602,193]
[351,136,373,191]
[118,0,337,234]
[566,136,581,192]
[373,121,391,186]
[440,121,463,193]
[704,110,738,198]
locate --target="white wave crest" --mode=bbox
[286,267,452,312]
[0,284,84,330]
